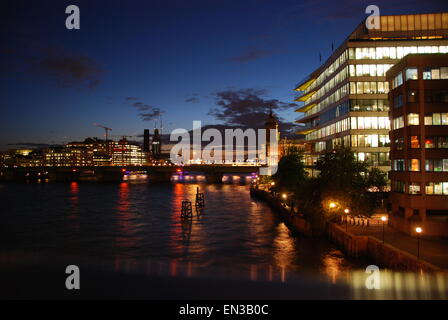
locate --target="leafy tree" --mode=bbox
[272,146,307,194]
[314,146,387,217]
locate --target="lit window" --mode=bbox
[410,136,420,148]
[406,68,418,80]
[425,138,435,148]
[409,159,420,171]
[408,113,419,126]
[409,183,421,195]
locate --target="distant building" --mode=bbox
[44,146,92,167]
[387,53,448,237]
[143,129,150,153]
[265,111,280,168]
[151,128,162,158]
[111,139,145,166]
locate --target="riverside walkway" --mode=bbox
[343,222,448,270]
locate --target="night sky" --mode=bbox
[1,0,446,150]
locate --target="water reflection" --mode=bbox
[322,250,344,284]
[3,182,448,299]
[116,182,139,250]
[273,223,296,281]
[69,182,80,231]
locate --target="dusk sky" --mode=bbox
[1,0,446,150]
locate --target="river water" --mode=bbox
[0,179,446,299]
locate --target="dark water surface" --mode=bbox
[0,181,446,299]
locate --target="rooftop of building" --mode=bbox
[295,12,448,91]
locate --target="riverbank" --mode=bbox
[250,187,447,272]
[250,187,313,237]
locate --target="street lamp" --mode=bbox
[344,208,349,231]
[381,216,387,244]
[329,202,337,209]
[271,181,275,186]
[415,227,423,259]
[282,193,287,200]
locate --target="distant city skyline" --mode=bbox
[1,0,446,151]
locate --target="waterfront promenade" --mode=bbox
[343,223,448,270]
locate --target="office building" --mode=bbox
[295,13,448,175]
[387,53,448,237]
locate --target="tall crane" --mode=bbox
[93,123,112,155]
[93,123,112,141]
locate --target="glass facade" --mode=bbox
[295,13,448,172]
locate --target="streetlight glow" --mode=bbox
[344,208,349,214]
[381,216,387,222]
[271,182,275,186]
[282,193,287,200]
[416,227,422,233]
[329,202,337,209]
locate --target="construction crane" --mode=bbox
[93,123,112,155]
[93,123,112,141]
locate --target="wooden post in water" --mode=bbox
[195,187,205,215]
[181,200,193,219]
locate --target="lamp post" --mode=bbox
[344,208,350,231]
[415,227,422,259]
[381,216,387,244]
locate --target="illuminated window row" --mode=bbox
[304,84,349,117]
[425,137,448,149]
[425,159,448,172]
[308,101,349,128]
[303,51,348,94]
[304,67,348,103]
[350,117,390,130]
[393,113,448,130]
[306,118,350,140]
[392,159,426,173]
[423,67,448,80]
[350,134,390,148]
[349,81,390,94]
[425,182,448,195]
[350,99,389,112]
[349,64,393,77]
[425,113,448,125]
[348,45,448,60]
[307,117,391,141]
[355,152,389,166]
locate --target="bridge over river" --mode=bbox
[0,164,263,183]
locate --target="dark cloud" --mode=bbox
[228,46,274,63]
[208,88,299,134]
[27,47,103,89]
[140,108,164,121]
[185,97,200,103]
[125,97,165,122]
